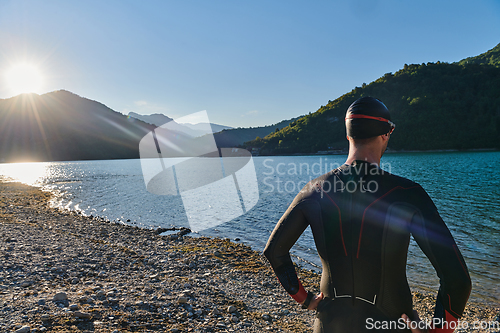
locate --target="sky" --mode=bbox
[0,0,499,128]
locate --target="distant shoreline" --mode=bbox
[252,147,499,157]
[1,148,498,164]
[385,147,499,154]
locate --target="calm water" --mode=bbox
[0,151,498,305]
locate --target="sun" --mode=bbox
[4,63,44,96]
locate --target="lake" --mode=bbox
[0,151,498,305]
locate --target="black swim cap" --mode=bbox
[345,97,394,139]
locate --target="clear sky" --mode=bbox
[1,0,499,128]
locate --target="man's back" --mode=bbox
[264,160,471,332]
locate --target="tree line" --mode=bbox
[245,43,500,154]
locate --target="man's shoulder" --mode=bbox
[298,172,331,193]
[380,169,421,188]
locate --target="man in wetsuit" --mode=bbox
[263,97,471,332]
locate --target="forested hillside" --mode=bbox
[0,90,154,162]
[458,43,500,67]
[245,43,500,154]
[213,117,300,147]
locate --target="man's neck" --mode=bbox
[345,145,381,166]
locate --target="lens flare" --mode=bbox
[4,63,43,96]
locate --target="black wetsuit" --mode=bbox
[264,161,471,332]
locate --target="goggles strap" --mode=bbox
[345,114,395,128]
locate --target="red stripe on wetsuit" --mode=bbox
[290,280,308,303]
[429,310,459,333]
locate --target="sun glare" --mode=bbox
[4,63,44,96]
[0,162,49,186]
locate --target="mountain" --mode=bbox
[457,43,500,67]
[127,112,173,127]
[0,89,296,163]
[245,43,500,154]
[127,112,232,137]
[213,117,301,148]
[181,122,232,134]
[0,90,155,162]
[126,109,299,147]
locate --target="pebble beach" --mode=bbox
[0,181,498,333]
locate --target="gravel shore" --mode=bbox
[0,181,498,332]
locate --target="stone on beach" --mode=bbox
[14,326,30,333]
[72,311,91,319]
[262,313,272,321]
[52,292,68,301]
[177,296,188,304]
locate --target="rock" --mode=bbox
[180,289,191,296]
[170,329,179,333]
[37,299,46,306]
[72,311,91,319]
[227,305,237,313]
[52,292,68,301]
[21,281,33,288]
[14,326,30,333]
[70,277,79,284]
[40,314,50,321]
[177,296,188,304]
[262,313,272,321]
[69,304,79,311]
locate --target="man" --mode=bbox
[263,97,471,332]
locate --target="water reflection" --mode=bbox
[0,161,51,185]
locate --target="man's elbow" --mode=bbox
[263,243,273,262]
[458,268,472,294]
[463,274,472,295]
[449,272,472,300]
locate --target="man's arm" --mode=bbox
[410,186,472,333]
[263,201,310,303]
